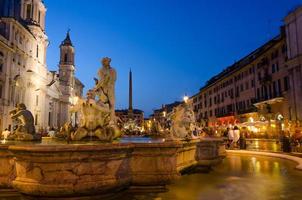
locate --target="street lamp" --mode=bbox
[183,95,189,103]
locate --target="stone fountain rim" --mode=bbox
[4,138,224,153]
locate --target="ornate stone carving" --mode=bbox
[9,103,40,141]
[67,57,121,141]
[169,102,196,139]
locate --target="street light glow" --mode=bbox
[183,95,189,103]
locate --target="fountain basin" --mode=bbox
[0,145,15,188]
[1,138,225,198]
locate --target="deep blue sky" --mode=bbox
[44,0,301,116]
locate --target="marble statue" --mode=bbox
[94,57,117,122]
[9,103,40,141]
[169,102,196,139]
[67,57,121,141]
[57,122,74,140]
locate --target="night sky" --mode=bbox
[44,0,302,116]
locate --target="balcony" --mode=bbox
[254,94,283,104]
[259,74,272,85]
[216,111,235,118]
[254,96,284,108]
[0,22,9,40]
[236,106,258,115]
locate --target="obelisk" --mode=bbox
[128,69,133,117]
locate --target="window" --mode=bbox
[284,76,290,91]
[235,87,239,97]
[245,82,249,90]
[36,45,39,58]
[35,114,38,125]
[251,79,255,88]
[0,84,2,99]
[268,85,272,98]
[277,79,282,95]
[38,11,41,23]
[35,95,39,106]
[273,81,277,97]
[48,112,51,126]
[276,62,279,72]
[282,44,287,54]
[26,4,32,20]
[64,53,68,62]
[257,88,260,99]
[258,72,261,81]
[0,51,3,72]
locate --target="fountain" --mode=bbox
[0,57,225,198]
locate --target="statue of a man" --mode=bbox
[9,103,38,140]
[94,57,117,121]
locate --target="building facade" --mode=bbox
[191,7,302,135]
[0,0,84,132]
[152,101,182,126]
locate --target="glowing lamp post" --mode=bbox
[183,95,189,104]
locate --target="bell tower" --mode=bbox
[59,30,75,91]
[58,31,75,126]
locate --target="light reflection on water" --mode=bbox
[122,154,302,200]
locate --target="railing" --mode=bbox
[0,21,9,40]
[254,94,283,104]
[236,106,257,115]
[216,111,235,118]
[260,74,272,84]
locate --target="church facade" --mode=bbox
[0,0,84,132]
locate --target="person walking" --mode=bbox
[228,127,234,149]
[233,126,240,148]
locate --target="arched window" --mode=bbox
[64,53,68,63]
